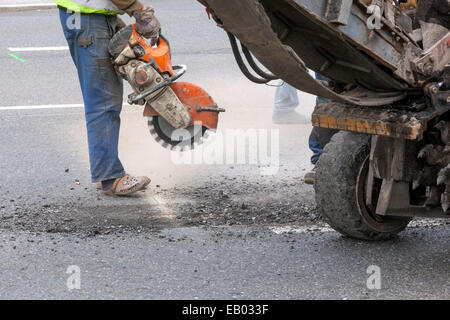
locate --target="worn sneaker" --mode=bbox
[103,175,151,196]
[272,110,308,124]
[304,170,315,185]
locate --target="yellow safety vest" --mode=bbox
[53,0,123,15]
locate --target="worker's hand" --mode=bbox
[133,6,161,45]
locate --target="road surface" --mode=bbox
[0,0,448,299]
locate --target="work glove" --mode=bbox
[133,6,161,46]
[115,16,126,33]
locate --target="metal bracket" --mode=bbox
[412,31,450,80]
[325,0,353,25]
[376,179,411,215]
[195,104,226,113]
[128,64,187,104]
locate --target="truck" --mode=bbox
[197,0,450,240]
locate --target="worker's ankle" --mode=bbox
[102,178,116,191]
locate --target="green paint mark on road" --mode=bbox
[8,53,27,63]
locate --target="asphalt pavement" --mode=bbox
[0,1,448,300]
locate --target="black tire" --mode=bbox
[315,131,411,240]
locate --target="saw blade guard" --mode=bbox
[144,82,222,130]
[109,24,225,149]
[145,82,225,150]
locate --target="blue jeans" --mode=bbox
[308,73,339,164]
[308,73,326,164]
[59,9,125,182]
[314,73,328,104]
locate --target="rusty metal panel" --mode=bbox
[312,98,450,140]
[312,101,424,139]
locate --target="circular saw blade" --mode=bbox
[148,116,210,151]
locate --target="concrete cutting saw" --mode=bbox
[108,24,225,150]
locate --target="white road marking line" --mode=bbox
[0,3,56,8]
[409,219,447,228]
[0,4,57,12]
[0,104,83,111]
[0,103,135,111]
[8,46,69,52]
[270,219,448,235]
[270,225,334,235]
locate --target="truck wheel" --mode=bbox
[315,131,411,240]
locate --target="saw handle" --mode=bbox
[128,64,187,104]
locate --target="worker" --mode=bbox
[273,75,337,184]
[304,73,339,184]
[53,0,160,196]
[272,81,307,124]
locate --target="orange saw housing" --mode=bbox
[129,25,220,130]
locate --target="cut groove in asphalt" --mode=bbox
[151,195,179,221]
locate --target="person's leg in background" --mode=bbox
[59,9,150,195]
[304,73,338,184]
[272,81,307,124]
[308,126,338,163]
